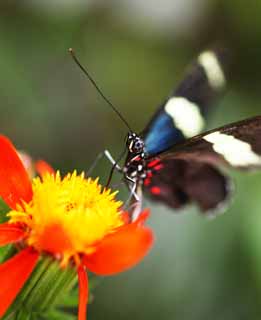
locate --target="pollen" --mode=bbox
[8,171,124,265]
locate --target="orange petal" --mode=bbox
[35,160,55,178]
[0,247,39,317]
[0,135,32,209]
[83,211,154,275]
[78,265,88,320]
[36,223,73,254]
[0,223,26,246]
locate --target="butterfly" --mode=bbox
[69,48,261,216]
[121,50,261,215]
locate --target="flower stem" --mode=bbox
[3,255,78,319]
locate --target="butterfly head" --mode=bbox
[126,133,145,156]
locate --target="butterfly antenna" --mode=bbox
[69,48,133,132]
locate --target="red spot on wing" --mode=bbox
[148,159,161,168]
[147,172,153,178]
[144,178,151,186]
[150,186,161,195]
[154,164,164,171]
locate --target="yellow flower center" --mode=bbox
[8,171,124,266]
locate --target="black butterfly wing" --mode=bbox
[144,158,231,214]
[174,49,227,115]
[144,116,261,214]
[159,116,261,169]
[142,49,228,156]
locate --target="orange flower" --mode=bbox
[0,135,154,319]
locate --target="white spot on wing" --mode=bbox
[204,131,261,166]
[198,51,226,90]
[164,97,205,137]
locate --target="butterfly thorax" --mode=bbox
[124,132,148,181]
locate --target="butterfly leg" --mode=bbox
[131,185,143,221]
[104,150,122,171]
[123,177,144,221]
[123,179,138,209]
[87,149,122,176]
[105,148,127,188]
[124,181,143,221]
[124,177,139,200]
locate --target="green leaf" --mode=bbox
[0,197,10,223]
[41,309,76,320]
[0,245,15,263]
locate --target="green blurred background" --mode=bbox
[1,1,261,319]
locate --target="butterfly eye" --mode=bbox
[127,134,144,154]
[132,139,145,153]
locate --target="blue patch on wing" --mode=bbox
[144,112,185,155]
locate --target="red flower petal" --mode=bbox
[0,247,39,317]
[36,223,73,254]
[0,135,33,209]
[35,160,55,178]
[0,223,26,246]
[78,265,88,320]
[83,210,154,275]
